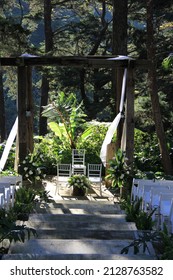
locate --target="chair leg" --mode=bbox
[55,182,59,195]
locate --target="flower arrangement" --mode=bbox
[68,174,91,194]
[19,151,46,186]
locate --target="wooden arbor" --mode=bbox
[0,56,148,167]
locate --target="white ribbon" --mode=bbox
[0,117,18,172]
[100,68,127,166]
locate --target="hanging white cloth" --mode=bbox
[0,117,18,172]
[100,68,127,166]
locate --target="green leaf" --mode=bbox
[48,122,68,139]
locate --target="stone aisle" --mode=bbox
[3,178,155,260]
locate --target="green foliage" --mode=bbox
[106,149,132,189]
[77,123,108,165]
[120,196,156,230]
[13,187,37,220]
[42,92,87,149]
[12,186,51,221]
[162,54,173,70]
[121,224,173,259]
[135,210,155,231]
[120,196,142,223]
[158,224,173,259]
[0,143,16,171]
[19,149,46,185]
[0,207,37,254]
[121,231,159,255]
[134,129,163,174]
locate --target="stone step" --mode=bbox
[29,213,126,222]
[31,228,135,240]
[2,253,154,260]
[9,239,151,258]
[27,214,135,231]
[36,200,121,215]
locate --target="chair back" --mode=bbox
[57,164,71,181]
[88,164,102,183]
[72,149,85,165]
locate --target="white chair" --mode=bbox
[169,200,173,234]
[88,163,102,196]
[0,175,22,186]
[0,183,11,209]
[0,193,4,208]
[72,149,86,175]
[131,179,155,202]
[150,187,173,224]
[158,180,173,187]
[159,193,173,230]
[141,185,155,211]
[55,164,71,194]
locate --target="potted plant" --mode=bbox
[68,174,91,196]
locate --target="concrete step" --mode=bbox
[2,253,154,260]
[36,200,121,215]
[26,213,136,239]
[6,198,155,260]
[8,238,153,259]
[29,213,127,223]
[31,228,135,240]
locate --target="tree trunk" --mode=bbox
[146,0,173,175]
[39,0,53,136]
[0,68,6,142]
[112,0,128,148]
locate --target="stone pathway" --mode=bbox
[3,178,155,260]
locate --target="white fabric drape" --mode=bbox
[0,117,18,172]
[100,68,127,166]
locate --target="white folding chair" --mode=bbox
[142,185,155,211]
[55,164,71,194]
[0,183,11,209]
[72,149,86,175]
[169,200,173,234]
[159,193,173,230]
[131,179,155,202]
[88,163,102,196]
[0,175,22,186]
[150,186,173,223]
[0,193,4,208]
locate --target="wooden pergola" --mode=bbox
[0,55,149,167]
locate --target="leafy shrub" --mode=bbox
[134,129,163,174]
[106,149,133,195]
[120,196,156,230]
[77,123,108,165]
[0,208,37,254]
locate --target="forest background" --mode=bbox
[0,0,173,178]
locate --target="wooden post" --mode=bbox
[115,68,124,150]
[105,142,116,187]
[26,66,34,153]
[18,66,27,164]
[125,65,135,165]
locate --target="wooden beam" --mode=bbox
[0,56,150,69]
